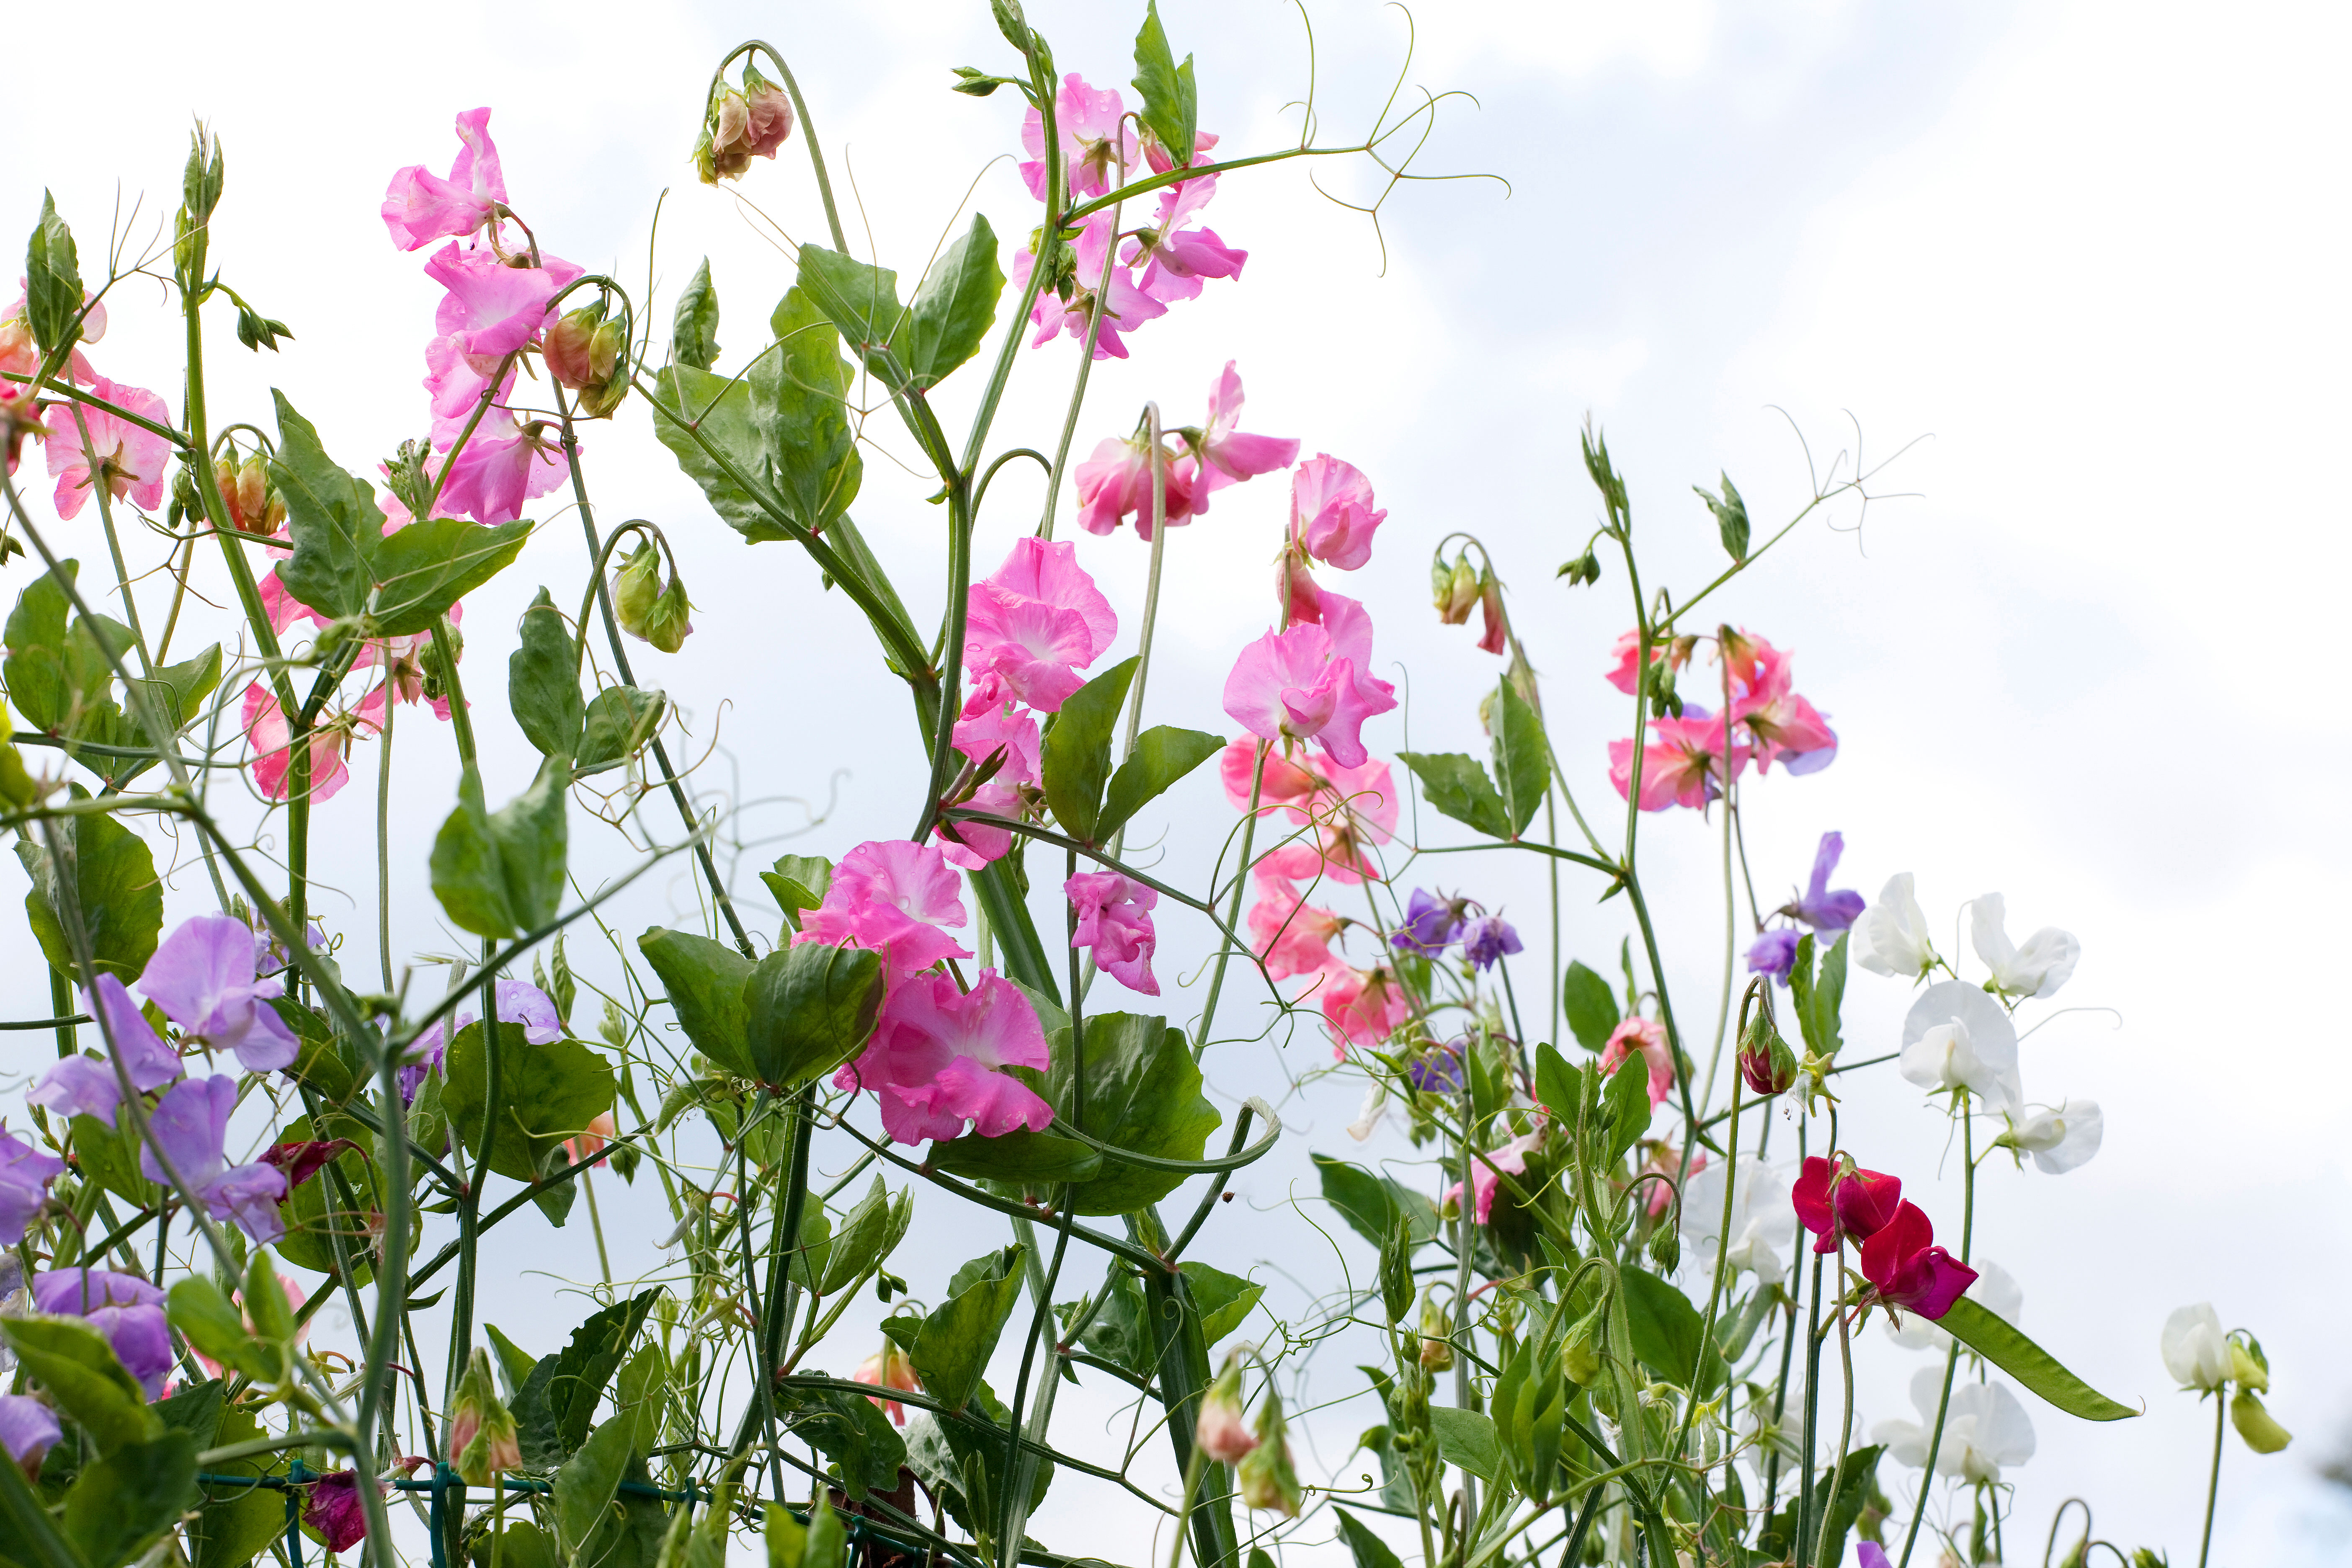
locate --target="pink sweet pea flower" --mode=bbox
[1067,871,1159,995]
[1739,688,1838,774]
[852,1343,921,1426]
[1072,434,1201,537]
[1604,629,1685,696]
[1251,753,1399,887]
[426,244,583,365]
[1126,170,1248,304]
[382,108,508,252]
[1247,873,1343,980]
[430,416,570,526]
[139,1075,290,1244]
[1641,1144,1704,1220]
[1445,1127,1543,1225]
[795,839,972,983]
[1015,216,1166,359]
[43,377,170,519]
[1019,74,1141,201]
[935,699,1043,871]
[1320,965,1411,1056]
[138,914,300,1073]
[1222,593,1398,770]
[979,536,1118,662]
[1606,705,1749,812]
[962,537,1118,712]
[242,683,376,804]
[259,570,330,636]
[1289,455,1386,571]
[1274,538,1323,627]
[1188,363,1297,509]
[1218,741,1323,814]
[837,970,1053,1144]
[1599,1016,1675,1108]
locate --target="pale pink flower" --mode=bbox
[795,839,972,983]
[1604,629,1685,696]
[382,108,508,251]
[1072,434,1201,537]
[1250,753,1399,887]
[837,971,1053,1144]
[241,682,375,803]
[259,570,330,636]
[43,377,170,519]
[1218,741,1323,814]
[1320,966,1411,1057]
[1188,363,1297,509]
[1289,455,1386,571]
[1445,1127,1544,1225]
[562,1112,616,1166]
[431,417,570,526]
[852,1344,921,1426]
[424,340,517,441]
[1248,873,1343,980]
[426,244,583,367]
[1019,74,1141,201]
[1717,631,1837,773]
[1599,1016,1675,1108]
[1221,593,1398,769]
[1067,871,1158,995]
[1607,706,1749,812]
[980,536,1117,661]
[1016,216,1166,360]
[1126,169,1248,304]
[1642,1145,1704,1219]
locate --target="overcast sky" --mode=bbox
[6,1,2349,1563]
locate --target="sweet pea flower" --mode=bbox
[837,971,1053,1145]
[23,1056,130,1124]
[794,840,972,984]
[139,913,301,1072]
[936,701,1043,871]
[43,376,171,519]
[1603,629,1686,696]
[382,108,507,251]
[962,536,1119,711]
[1127,172,1248,304]
[0,1393,61,1477]
[1196,1357,1259,1463]
[1445,1127,1543,1224]
[302,1470,377,1553]
[1390,889,1466,957]
[489,978,564,1044]
[1016,215,1165,359]
[1679,1155,1796,1288]
[1599,1016,1675,1108]
[1319,966,1411,1056]
[1785,832,1866,932]
[1186,364,1297,508]
[2161,1303,2232,1390]
[260,1140,359,1193]
[1249,753,1400,887]
[32,1269,174,1398]
[1067,870,1159,995]
[1874,1365,2036,1484]
[1887,1258,2022,1353]
[1218,740,1320,813]
[1461,914,1523,971]
[1739,688,1838,774]
[1222,593,1398,770]
[1247,873,1344,980]
[1290,455,1387,571]
[852,1342,921,1426]
[241,682,374,804]
[1854,872,1937,980]
[2005,1099,2103,1174]
[1858,1201,1977,1320]
[0,1127,64,1246]
[425,244,584,371]
[1607,707,1749,812]
[1790,1156,1904,1254]
[1274,536,1324,627]
[430,416,570,526]
[139,1076,291,1243]
[28,973,185,1122]
[1639,1143,1703,1220]
[1746,928,1801,985]
[1970,893,2080,999]
[1071,433,1202,537]
[1019,74,1142,200]
[1898,980,2023,1114]
[700,73,794,181]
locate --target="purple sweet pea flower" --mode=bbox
[139,1077,289,1244]
[0,1393,62,1475]
[1390,889,1465,958]
[137,914,300,1073]
[302,1469,378,1552]
[1787,833,1865,933]
[30,1267,162,1314]
[1746,928,1802,986]
[1407,1042,1465,1094]
[28,975,186,1126]
[0,1127,65,1247]
[493,979,563,1044]
[1461,915,1523,971]
[24,1057,127,1124]
[31,1269,174,1398]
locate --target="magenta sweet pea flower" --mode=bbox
[1222,594,1398,770]
[1859,1200,1978,1320]
[42,375,170,519]
[837,971,1052,1144]
[1072,434,1202,537]
[1126,171,1248,305]
[139,914,301,1072]
[1289,455,1387,571]
[1248,873,1344,981]
[32,1269,173,1398]
[0,1393,61,1477]
[1607,705,1750,812]
[382,107,507,251]
[1067,871,1159,995]
[139,1076,290,1244]
[302,1470,377,1553]
[1019,74,1141,201]
[936,700,1043,871]
[1187,363,1297,510]
[0,1126,64,1246]
[1319,966,1411,1056]
[429,417,570,526]
[795,840,972,984]
[424,243,584,384]
[1444,1127,1542,1225]
[1599,1016,1675,1108]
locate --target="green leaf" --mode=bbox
[271,1112,390,1280]
[17,790,163,985]
[575,686,664,776]
[762,854,833,931]
[1021,1011,1219,1214]
[469,1522,562,1568]
[153,1379,224,1450]
[1811,931,1847,1055]
[743,941,885,1089]
[483,1324,539,1398]
[758,289,864,534]
[3,558,77,731]
[794,247,908,390]
[1311,1153,1441,1249]
[185,1403,283,1568]
[553,1411,635,1558]
[1937,1297,2138,1421]
[269,392,386,622]
[138,642,222,732]
[513,1290,661,1466]
[928,1126,1102,1184]
[2,1316,159,1454]
[1178,1261,1262,1349]
[897,216,1003,391]
[636,926,756,1079]
[67,1111,160,1207]
[1429,1406,1504,1484]
[1562,964,1620,1053]
[818,1176,909,1296]
[774,1379,908,1504]
[167,1279,277,1382]
[912,1246,1026,1411]
[441,1023,617,1185]
[370,516,530,636]
[26,193,85,356]
[62,1429,196,1568]
[1697,472,1749,562]
[1532,1046,1583,1126]
[510,588,585,757]
[1039,656,1139,844]
[1601,1052,1655,1163]
[429,757,570,939]
[672,258,721,371]
[1131,2,1198,168]
[1488,679,1549,837]
[1096,725,1223,843]
[1331,1508,1406,1568]
[1618,1266,1702,1387]
[1396,750,1511,839]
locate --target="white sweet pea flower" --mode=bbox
[1899,980,2023,1114]
[1347,1081,1388,1142]
[1887,1259,2022,1353]
[1855,872,1937,979]
[1872,1365,2037,1484]
[1739,1362,1804,1484]
[1681,1155,1796,1288]
[2006,1099,2103,1174]
[1970,893,2080,999]
[2162,1303,2232,1390]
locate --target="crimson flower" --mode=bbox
[1859,1201,1978,1320]
[1790,1155,1904,1254]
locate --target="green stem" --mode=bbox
[1192,743,1267,1058]
[1898,1104,1976,1568]
[2197,1393,2225,1568]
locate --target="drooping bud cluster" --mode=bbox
[695,64,794,184]
[544,299,629,418]
[449,1347,521,1485]
[612,540,694,653]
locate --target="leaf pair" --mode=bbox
[508,586,666,776]
[430,758,569,940]
[1397,679,1548,840]
[1039,657,1223,845]
[794,217,1004,398]
[635,927,884,1090]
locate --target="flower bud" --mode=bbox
[449,1348,520,1484]
[1738,1014,1798,1098]
[214,454,284,536]
[645,576,695,655]
[696,67,795,183]
[2229,1389,2292,1454]
[1197,1357,1258,1465]
[1439,554,1480,625]
[1235,1387,1300,1517]
[1646,1223,1680,1274]
[1416,1291,1453,1372]
[546,303,631,420]
[1560,1301,1604,1387]
[1429,554,1456,616]
[1274,538,1323,627]
[613,542,662,640]
[1556,549,1602,588]
[1475,567,1509,655]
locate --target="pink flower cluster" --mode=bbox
[382,108,577,524]
[1606,628,1837,812]
[1074,362,1299,538]
[1,282,176,521]
[1010,75,1247,360]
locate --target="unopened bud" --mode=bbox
[2229,1339,2269,1393]
[1416,1291,1453,1372]
[1646,1224,1680,1274]
[696,67,794,184]
[214,454,283,536]
[2230,1389,2292,1454]
[1439,555,1480,625]
[613,542,661,640]
[645,576,695,654]
[449,1348,521,1484]
[1738,1015,1798,1098]
[1275,538,1322,626]
[1556,549,1602,587]
[1560,1302,1604,1387]
[1235,1387,1301,1517]
[1475,568,1508,655]
[1197,1356,1259,1465]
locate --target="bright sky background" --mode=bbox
[6,1,2350,1563]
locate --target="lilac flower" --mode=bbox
[32,1269,174,1398]
[28,974,186,1124]
[400,979,562,1104]
[0,1393,61,1475]
[1747,929,1803,985]
[1461,915,1523,971]
[1390,890,1466,958]
[1407,1042,1465,1094]
[138,1077,289,1244]
[138,914,300,1072]
[1785,832,1865,934]
[0,1127,64,1246]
